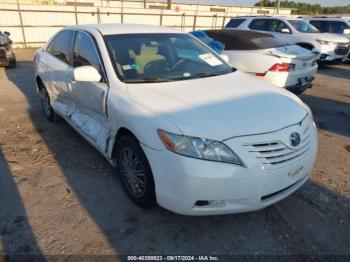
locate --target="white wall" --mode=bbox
[0,1,293,47]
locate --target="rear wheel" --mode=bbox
[39,87,58,121]
[114,135,156,208]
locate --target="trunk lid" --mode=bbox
[264,45,318,70]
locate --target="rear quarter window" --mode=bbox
[225,19,246,28]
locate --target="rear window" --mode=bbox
[205,30,288,50]
[225,19,246,28]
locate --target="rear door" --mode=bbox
[40,30,75,110]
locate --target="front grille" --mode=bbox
[0,49,6,59]
[243,121,312,169]
[335,44,349,56]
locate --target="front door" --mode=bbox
[68,31,110,152]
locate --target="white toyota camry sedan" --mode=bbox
[34,24,318,215]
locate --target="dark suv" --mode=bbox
[0,31,16,68]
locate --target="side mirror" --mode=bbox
[74,66,101,82]
[343,29,350,35]
[281,28,291,34]
[4,31,10,36]
[220,54,229,63]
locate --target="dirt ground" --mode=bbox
[0,49,350,259]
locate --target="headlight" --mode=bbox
[157,129,243,166]
[316,39,337,48]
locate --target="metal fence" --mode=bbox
[0,1,291,47]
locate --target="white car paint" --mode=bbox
[306,17,350,41]
[221,40,318,93]
[305,17,350,59]
[34,24,318,215]
[229,16,350,63]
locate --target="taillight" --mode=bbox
[255,73,266,77]
[269,63,295,72]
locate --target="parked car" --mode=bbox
[0,31,16,68]
[305,16,350,58]
[226,16,350,64]
[190,30,225,54]
[34,24,318,215]
[196,29,318,95]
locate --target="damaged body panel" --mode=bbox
[0,31,16,68]
[34,27,175,166]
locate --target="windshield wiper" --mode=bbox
[124,77,173,83]
[189,68,236,80]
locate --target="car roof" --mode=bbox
[205,29,274,38]
[230,16,296,20]
[65,23,185,35]
[308,17,350,21]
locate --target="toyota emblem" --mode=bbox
[289,132,301,147]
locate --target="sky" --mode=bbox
[184,0,350,7]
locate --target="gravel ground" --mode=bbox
[0,49,349,259]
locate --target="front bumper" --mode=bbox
[143,117,318,215]
[318,44,349,63]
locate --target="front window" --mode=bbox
[104,33,233,83]
[73,32,102,73]
[47,30,75,64]
[288,20,319,33]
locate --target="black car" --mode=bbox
[0,31,16,68]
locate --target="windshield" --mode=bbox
[104,33,233,83]
[288,20,319,33]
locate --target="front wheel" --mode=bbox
[114,135,156,208]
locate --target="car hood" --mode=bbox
[303,32,349,43]
[126,71,307,141]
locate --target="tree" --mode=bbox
[167,0,171,9]
[254,1,350,15]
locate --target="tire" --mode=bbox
[9,58,16,68]
[39,87,58,121]
[114,135,156,208]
